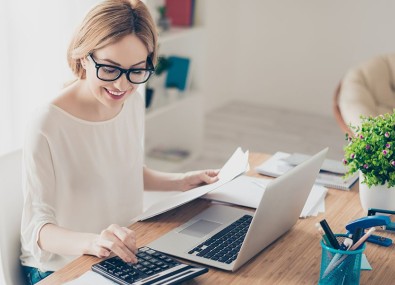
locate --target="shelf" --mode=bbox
[146,91,199,119]
[143,1,205,172]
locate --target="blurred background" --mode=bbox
[1,0,395,171]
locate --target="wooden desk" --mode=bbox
[38,153,395,285]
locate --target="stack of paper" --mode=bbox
[203,175,327,218]
[255,152,358,190]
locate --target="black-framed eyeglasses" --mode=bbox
[88,54,155,84]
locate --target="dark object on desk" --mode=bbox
[188,214,253,264]
[368,208,395,231]
[92,246,208,285]
[352,227,363,244]
[319,219,340,249]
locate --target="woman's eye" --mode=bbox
[102,67,117,74]
[131,70,144,75]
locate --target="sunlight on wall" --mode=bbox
[0,0,99,155]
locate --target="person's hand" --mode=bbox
[181,169,220,191]
[90,224,138,263]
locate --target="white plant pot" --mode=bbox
[359,172,395,212]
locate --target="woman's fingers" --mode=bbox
[111,225,138,254]
[200,169,220,184]
[183,169,220,190]
[97,238,137,263]
[97,224,138,263]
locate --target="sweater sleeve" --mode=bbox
[21,128,57,265]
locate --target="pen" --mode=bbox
[315,223,330,246]
[319,219,340,249]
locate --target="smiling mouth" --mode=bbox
[105,88,126,99]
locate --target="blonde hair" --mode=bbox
[67,0,158,80]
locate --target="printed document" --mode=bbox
[137,147,249,221]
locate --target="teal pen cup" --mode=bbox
[318,234,366,285]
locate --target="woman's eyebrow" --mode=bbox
[101,58,146,68]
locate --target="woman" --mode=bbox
[19,1,218,284]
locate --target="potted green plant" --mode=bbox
[343,111,395,211]
[156,6,171,32]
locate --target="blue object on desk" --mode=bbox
[345,216,393,247]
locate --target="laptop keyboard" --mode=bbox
[92,246,208,284]
[188,215,253,264]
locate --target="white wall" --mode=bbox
[203,0,395,116]
[0,0,99,154]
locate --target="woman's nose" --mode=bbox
[113,73,132,91]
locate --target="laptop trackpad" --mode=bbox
[179,219,222,238]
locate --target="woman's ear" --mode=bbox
[80,58,87,69]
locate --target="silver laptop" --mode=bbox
[148,148,327,271]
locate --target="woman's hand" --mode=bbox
[90,224,138,263]
[181,169,220,191]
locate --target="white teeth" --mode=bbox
[107,89,125,96]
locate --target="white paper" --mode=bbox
[204,176,268,208]
[255,152,292,177]
[143,191,181,211]
[137,147,249,221]
[300,185,327,218]
[306,195,326,217]
[63,270,116,285]
[255,152,358,190]
[203,175,327,218]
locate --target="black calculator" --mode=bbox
[92,246,208,284]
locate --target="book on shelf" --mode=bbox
[165,56,191,91]
[255,152,359,191]
[165,0,194,27]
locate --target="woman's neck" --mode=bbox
[52,80,123,122]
